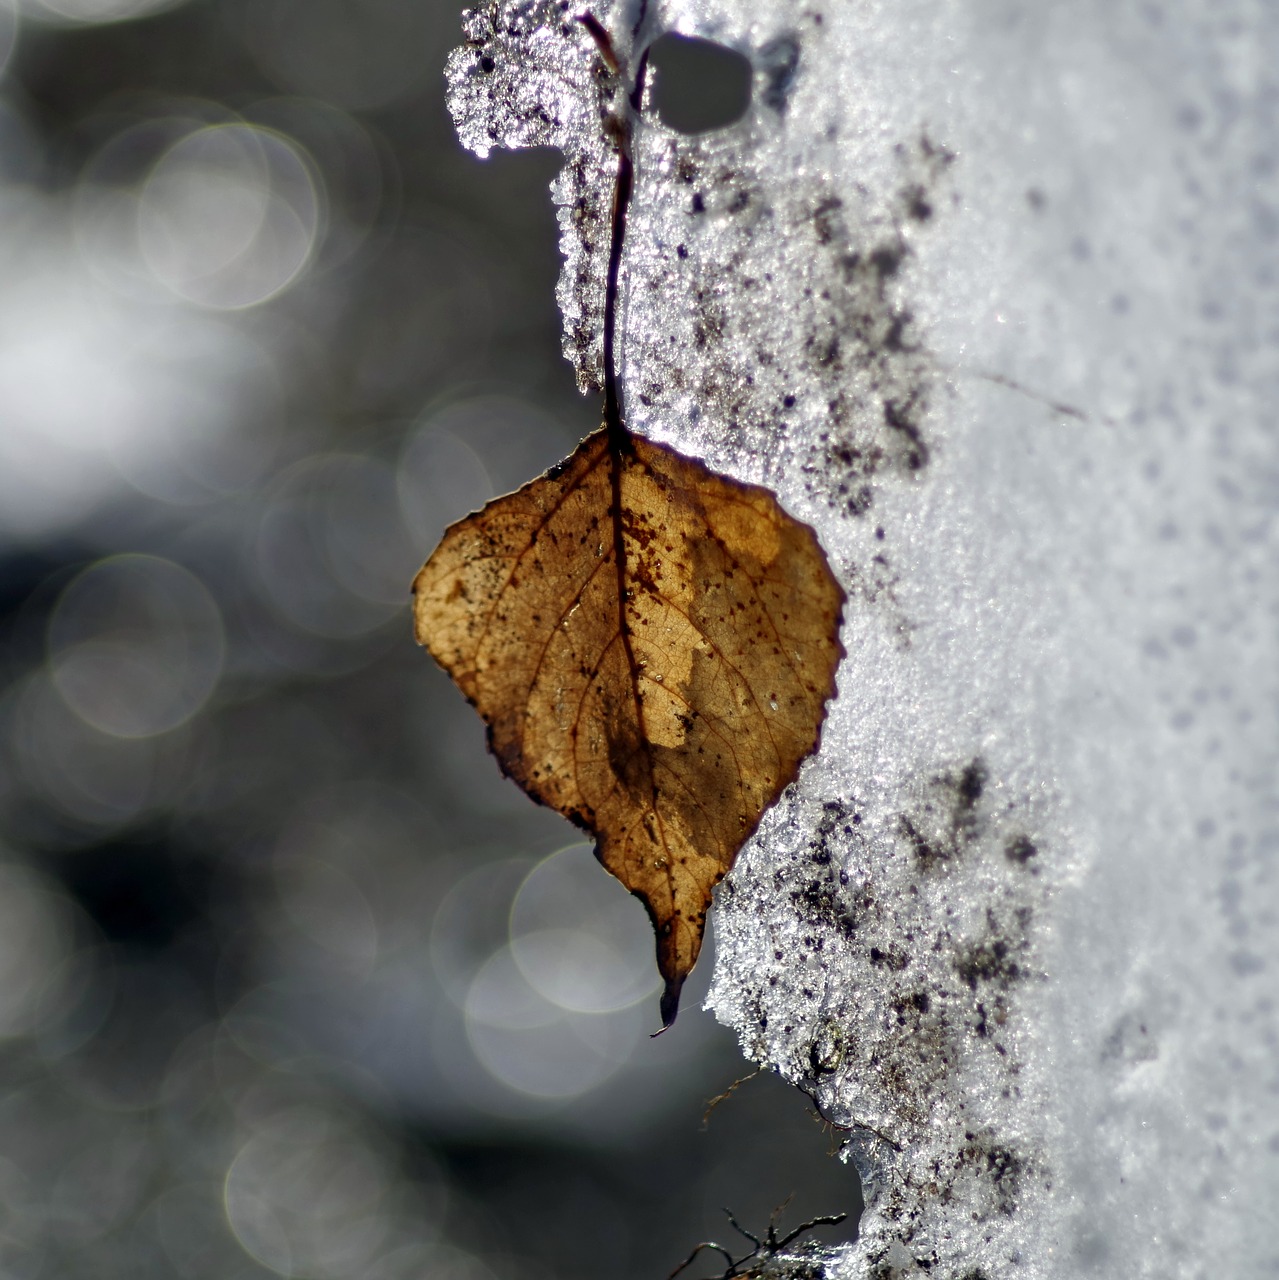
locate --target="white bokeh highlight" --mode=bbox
[20,0,189,25]
[510,842,661,1015]
[138,123,320,309]
[48,555,225,739]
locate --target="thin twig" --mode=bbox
[701,1065,766,1128]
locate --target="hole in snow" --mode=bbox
[647,34,751,135]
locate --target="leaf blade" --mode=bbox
[414,428,844,1026]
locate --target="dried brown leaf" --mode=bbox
[413,426,844,1026]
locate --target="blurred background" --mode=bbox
[0,2,860,1277]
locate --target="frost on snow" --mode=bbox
[448,2,1279,1278]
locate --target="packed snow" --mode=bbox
[447,1,1279,1275]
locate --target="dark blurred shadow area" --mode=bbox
[0,3,860,1277]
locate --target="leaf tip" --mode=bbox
[654,975,685,1034]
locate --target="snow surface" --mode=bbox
[447,1,1279,1276]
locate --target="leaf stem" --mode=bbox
[578,13,648,447]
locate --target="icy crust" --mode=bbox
[446,0,636,391]
[621,51,946,508]
[713,758,1057,1279]
[448,0,945,488]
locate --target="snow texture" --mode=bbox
[447,2,1279,1277]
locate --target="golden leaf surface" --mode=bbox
[413,427,844,1026]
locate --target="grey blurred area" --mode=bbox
[0,3,859,1278]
